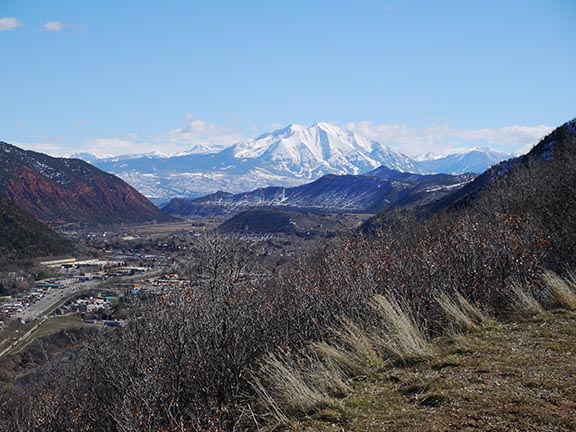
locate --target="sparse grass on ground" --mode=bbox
[4,314,89,357]
[25,314,88,341]
[286,311,576,432]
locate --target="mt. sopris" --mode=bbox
[88,123,511,201]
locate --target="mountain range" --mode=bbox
[162,166,475,217]
[86,123,512,200]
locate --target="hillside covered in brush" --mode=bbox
[421,118,576,215]
[0,142,172,225]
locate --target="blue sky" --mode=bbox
[1,0,575,157]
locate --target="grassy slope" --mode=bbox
[291,311,576,432]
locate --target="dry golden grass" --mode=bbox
[250,277,576,430]
[508,280,545,316]
[311,341,369,379]
[318,317,384,375]
[542,270,576,310]
[290,311,576,432]
[436,290,491,331]
[369,295,433,362]
[249,352,342,426]
[250,290,576,431]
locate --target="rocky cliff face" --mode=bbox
[0,142,172,225]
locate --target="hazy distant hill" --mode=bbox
[0,142,172,225]
[419,148,512,174]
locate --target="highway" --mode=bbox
[12,278,100,323]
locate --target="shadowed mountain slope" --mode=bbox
[0,192,73,263]
[163,167,475,217]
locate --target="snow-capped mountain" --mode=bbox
[419,148,512,174]
[229,122,426,177]
[71,150,170,163]
[91,122,428,199]
[84,123,513,200]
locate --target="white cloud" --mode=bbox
[83,137,157,157]
[0,17,20,32]
[344,121,553,156]
[74,117,243,157]
[43,21,63,32]
[13,141,67,156]
[449,125,554,146]
[163,115,244,151]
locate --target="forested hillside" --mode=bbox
[0,192,73,266]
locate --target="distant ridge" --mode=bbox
[423,118,576,214]
[419,147,512,174]
[162,166,475,217]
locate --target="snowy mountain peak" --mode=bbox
[89,123,514,199]
[228,122,419,178]
[69,151,114,162]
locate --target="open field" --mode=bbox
[117,220,222,235]
[9,315,89,355]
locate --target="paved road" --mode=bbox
[12,278,99,322]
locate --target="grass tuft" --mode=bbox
[541,271,576,310]
[508,281,544,316]
[249,352,342,426]
[323,317,384,374]
[436,290,491,331]
[369,295,433,363]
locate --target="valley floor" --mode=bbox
[291,311,576,432]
